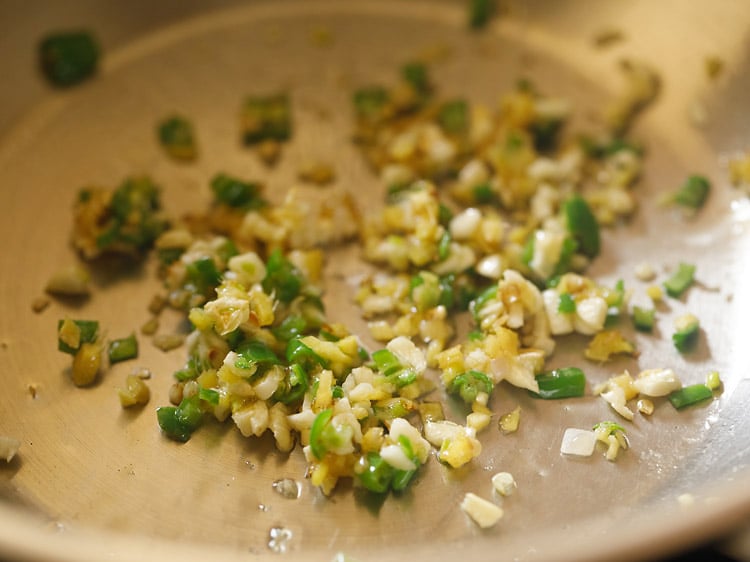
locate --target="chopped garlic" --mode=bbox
[633,368,682,397]
[634,262,656,282]
[46,264,91,296]
[491,472,516,496]
[0,436,20,462]
[461,493,504,528]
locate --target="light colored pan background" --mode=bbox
[1,1,749,561]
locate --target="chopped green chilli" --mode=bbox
[673,175,710,210]
[564,196,600,258]
[401,62,431,96]
[437,99,469,135]
[668,384,713,410]
[534,367,586,399]
[632,306,656,332]
[673,314,700,352]
[240,93,292,144]
[664,263,696,298]
[353,87,390,123]
[210,173,265,210]
[468,0,495,29]
[198,388,220,405]
[262,249,303,303]
[156,396,203,442]
[39,30,99,86]
[158,116,197,161]
[236,340,281,371]
[447,370,493,404]
[558,293,576,314]
[57,319,99,355]
[286,339,328,370]
[372,349,417,387]
[108,334,138,363]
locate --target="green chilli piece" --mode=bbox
[437,231,452,262]
[58,319,99,355]
[410,271,441,311]
[469,285,497,324]
[156,395,203,442]
[438,203,453,227]
[673,175,710,210]
[552,237,580,279]
[309,409,333,460]
[240,93,292,144]
[262,249,304,303]
[468,0,495,29]
[446,370,492,404]
[216,238,239,264]
[401,61,431,96]
[210,173,265,210]
[437,99,469,135]
[39,30,99,87]
[357,452,395,493]
[158,247,183,266]
[605,279,626,326]
[579,136,643,159]
[353,86,390,123]
[158,116,197,161]
[632,306,655,332]
[173,355,207,382]
[673,315,700,353]
[668,384,713,410]
[286,338,328,370]
[557,293,576,314]
[357,445,416,494]
[272,315,308,342]
[108,333,138,364]
[185,256,222,297]
[530,119,564,152]
[93,176,168,255]
[309,409,353,460]
[593,421,626,434]
[472,183,497,205]
[273,364,309,405]
[373,397,412,421]
[198,388,220,405]
[563,196,600,258]
[533,367,586,399]
[392,436,418,491]
[664,263,696,298]
[467,330,484,342]
[235,340,281,371]
[371,349,417,387]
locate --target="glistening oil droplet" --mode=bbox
[268,526,293,554]
[272,478,301,499]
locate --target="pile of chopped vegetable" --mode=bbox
[51,48,725,528]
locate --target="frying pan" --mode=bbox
[1,1,749,560]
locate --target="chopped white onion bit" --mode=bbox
[461,493,504,528]
[491,472,516,496]
[560,428,596,457]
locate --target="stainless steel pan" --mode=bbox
[1,1,749,560]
